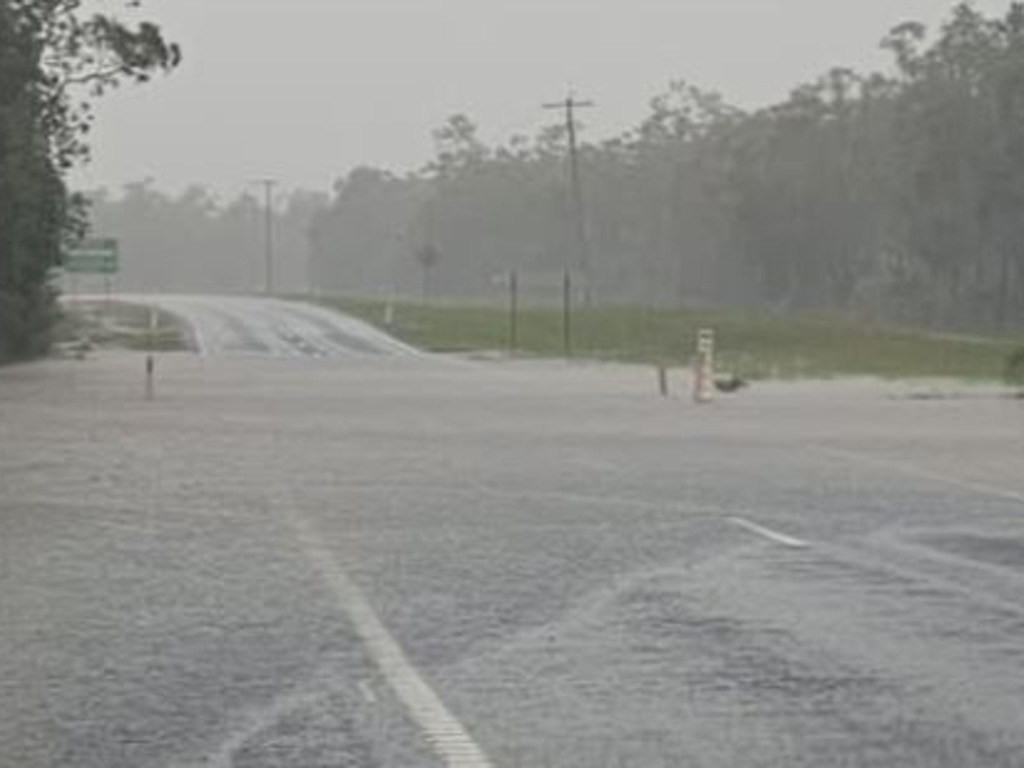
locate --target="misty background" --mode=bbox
[78,0,1022,330]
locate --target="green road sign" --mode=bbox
[64,238,119,275]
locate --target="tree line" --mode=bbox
[307,2,1024,331]
[80,2,1024,334]
[86,183,326,294]
[0,0,177,362]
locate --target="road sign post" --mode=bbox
[64,238,120,276]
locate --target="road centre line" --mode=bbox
[730,517,810,549]
[287,511,496,768]
[819,446,1024,507]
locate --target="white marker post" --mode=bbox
[693,328,715,404]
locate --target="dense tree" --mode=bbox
[415,244,440,300]
[308,167,424,297]
[302,3,1024,331]
[0,0,178,361]
[78,3,1024,333]
[87,183,328,293]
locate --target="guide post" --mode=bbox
[693,329,715,404]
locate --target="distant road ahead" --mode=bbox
[120,294,420,359]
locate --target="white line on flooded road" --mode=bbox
[287,511,496,768]
[358,680,377,705]
[201,687,335,768]
[730,517,810,549]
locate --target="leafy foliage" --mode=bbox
[0,0,178,362]
[87,183,328,293]
[310,3,1024,334]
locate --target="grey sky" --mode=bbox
[74,0,1007,197]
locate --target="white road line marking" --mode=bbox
[202,687,333,768]
[358,680,378,705]
[820,446,1024,506]
[287,512,496,768]
[730,518,810,549]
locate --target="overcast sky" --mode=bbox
[73,0,1007,197]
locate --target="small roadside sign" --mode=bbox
[64,238,119,275]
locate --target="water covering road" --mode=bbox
[2,299,1024,767]
[116,294,420,359]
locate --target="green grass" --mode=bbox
[57,300,189,353]
[322,297,1024,381]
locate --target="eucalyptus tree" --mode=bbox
[301,2,1024,329]
[0,0,179,361]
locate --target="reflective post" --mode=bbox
[693,328,715,404]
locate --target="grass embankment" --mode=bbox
[56,300,189,353]
[324,297,1023,381]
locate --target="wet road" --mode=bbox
[114,295,420,359]
[2,309,1024,767]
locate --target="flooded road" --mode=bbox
[110,295,420,359]
[2,308,1024,767]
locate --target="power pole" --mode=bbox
[543,94,594,298]
[254,178,277,295]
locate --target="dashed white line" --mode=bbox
[287,511,496,768]
[730,517,810,549]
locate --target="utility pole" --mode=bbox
[254,178,277,295]
[543,94,594,298]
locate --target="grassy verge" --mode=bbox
[322,297,1023,381]
[56,300,190,353]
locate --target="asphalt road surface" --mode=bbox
[114,294,420,358]
[3,298,1024,767]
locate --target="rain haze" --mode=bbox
[76,0,1006,194]
[5,1,1024,767]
